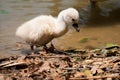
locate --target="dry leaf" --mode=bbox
[74,72,86,78]
[91,65,99,75]
[39,61,50,72]
[84,70,91,76]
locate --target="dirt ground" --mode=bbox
[0,45,120,80]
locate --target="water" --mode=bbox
[0,0,120,57]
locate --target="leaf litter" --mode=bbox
[0,45,120,80]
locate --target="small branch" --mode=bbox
[25,55,69,58]
[69,74,120,80]
[59,68,83,71]
[0,61,14,67]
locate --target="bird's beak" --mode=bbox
[72,23,80,32]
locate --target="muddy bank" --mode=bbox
[0,45,120,80]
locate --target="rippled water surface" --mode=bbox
[0,0,120,57]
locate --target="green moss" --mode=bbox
[79,38,89,43]
[0,10,9,14]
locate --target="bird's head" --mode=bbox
[62,8,80,32]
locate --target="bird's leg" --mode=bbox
[43,42,55,53]
[47,42,55,52]
[50,42,55,51]
[30,45,34,55]
[43,45,48,51]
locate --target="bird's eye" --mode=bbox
[72,19,75,21]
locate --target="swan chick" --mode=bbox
[16,8,80,54]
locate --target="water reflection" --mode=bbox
[0,0,120,57]
[79,0,120,26]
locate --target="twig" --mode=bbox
[0,56,19,62]
[69,74,120,80]
[0,61,14,67]
[61,71,75,76]
[25,54,82,58]
[59,68,83,71]
[25,55,69,58]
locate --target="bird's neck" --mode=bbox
[53,15,68,38]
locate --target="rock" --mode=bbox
[85,60,94,64]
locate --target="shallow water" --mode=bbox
[0,0,120,57]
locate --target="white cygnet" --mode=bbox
[16,8,80,54]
